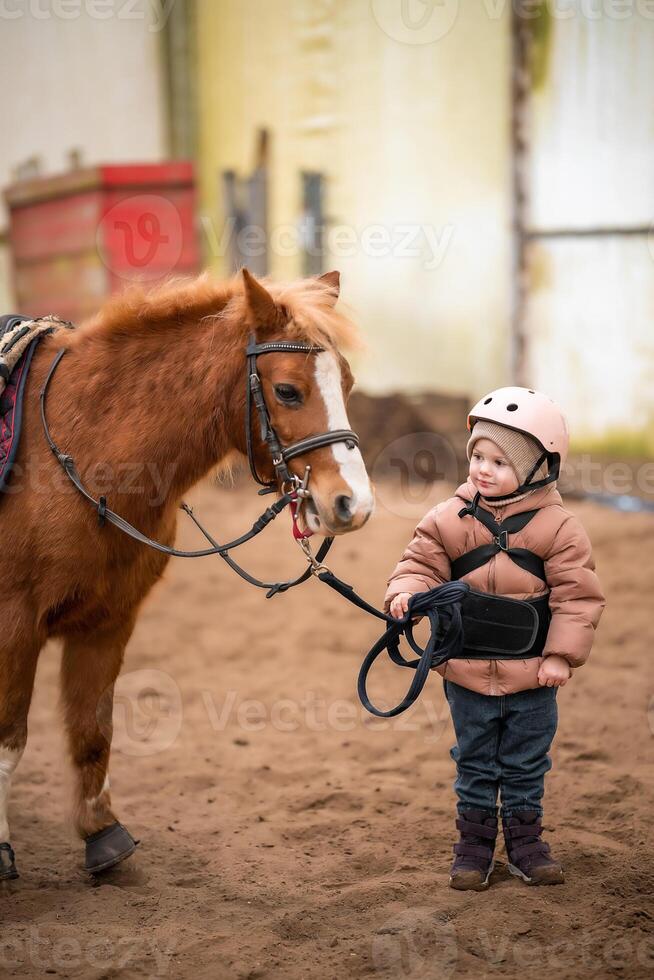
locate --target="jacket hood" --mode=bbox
[455,476,562,517]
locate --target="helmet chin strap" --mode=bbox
[479,452,560,504]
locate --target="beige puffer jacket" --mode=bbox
[383,478,605,696]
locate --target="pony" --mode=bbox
[0,268,374,877]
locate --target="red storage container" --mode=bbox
[5,163,200,323]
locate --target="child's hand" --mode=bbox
[389,592,413,619]
[538,655,571,687]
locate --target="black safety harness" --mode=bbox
[452,491,546,583]
[311,489,551,716]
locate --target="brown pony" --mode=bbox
[0,269,374,877]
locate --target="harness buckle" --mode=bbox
[494,530,509,551]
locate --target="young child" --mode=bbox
[384,387,605,890]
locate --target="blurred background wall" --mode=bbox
[521,13,654,457]
[1,0,653,457]
[196,1,513,411]
[0,2,168,307]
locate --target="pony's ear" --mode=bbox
[317,270,340,306]
[242,268,278,333]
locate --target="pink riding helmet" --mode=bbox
[467,387,570,481]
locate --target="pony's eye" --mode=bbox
[274,384,302,405]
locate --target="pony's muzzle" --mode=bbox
[305,488,374,535]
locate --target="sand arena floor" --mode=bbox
[1,477,653,979]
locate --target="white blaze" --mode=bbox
[313,351,374,515]
[0,746,24,842]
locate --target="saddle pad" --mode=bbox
[0,314,63,495]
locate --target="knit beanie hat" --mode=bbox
[466,420,549,486]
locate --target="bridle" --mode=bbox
[245,335,358,495]
[39,333,360,596]
[244,335,359,542]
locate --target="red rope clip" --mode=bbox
[289,491,313,540]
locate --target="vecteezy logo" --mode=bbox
[115,213,169,268]
[370,0,460,45]
[96,194,183,282]
[372,908,458,978]
[109,668,183,758]
[371,431,459,519]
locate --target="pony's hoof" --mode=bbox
[0,842,19,881]
[84,822,139,874]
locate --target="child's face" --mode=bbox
[469,438,519,497]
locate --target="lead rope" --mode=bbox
[296,540,471,717]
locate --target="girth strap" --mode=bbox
[451,493,546,583]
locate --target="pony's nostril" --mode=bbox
[334,494,353,523]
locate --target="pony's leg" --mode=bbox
[0,628,41,880]
[61,621,138,872]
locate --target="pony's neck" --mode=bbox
[68,314,248,521]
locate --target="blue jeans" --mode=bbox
[443,678,558,817]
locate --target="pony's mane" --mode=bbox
[79,272,362,351]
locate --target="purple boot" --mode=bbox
[449,808,498,891]
[502,810,564,885]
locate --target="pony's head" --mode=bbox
[235,269,374,536]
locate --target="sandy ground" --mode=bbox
[1,476,653,980]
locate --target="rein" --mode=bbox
[316,570,472,717]
[39,334,359,597]
[38,329,543,718]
